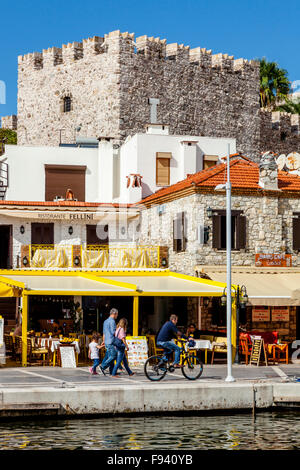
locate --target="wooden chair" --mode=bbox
[27,338,50,366]
[146,335,163,357]
[211,337,227,364]
[239,337,251,365]
[14,336,22,363]
[4,334,15,360]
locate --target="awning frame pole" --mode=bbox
[22,293,28,367]
[133,296,139,336]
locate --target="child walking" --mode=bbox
[111,318,135,378]
[88,333,104,375]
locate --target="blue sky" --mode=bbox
[1,0,299,120]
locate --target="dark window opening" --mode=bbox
[86,225,109,246]
[31,223,54,245]
[63,96,72,113]
[0,225,12,268]
[212,211,246,251]
[280,131,287,141]
[173,212,187,253]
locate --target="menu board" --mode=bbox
[59,345,76,368]
[252,308,270,322]
[0,317,3,347]
[126,336,148,367]
[272,308,289,322]
[249,337,268,366]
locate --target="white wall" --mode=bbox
[2,145,99,202]
[118,134,236,202]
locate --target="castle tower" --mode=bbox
[16,30,261,159]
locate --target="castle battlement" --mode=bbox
[17,30,258,72]
[261,110,300,135]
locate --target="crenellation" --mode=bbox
[165,43,190,62]
[62,42,83,64]
[211,53,234,70]
[136,35,166,59]
[42,47,63,67]
[82,36,105,56]
[18,52,43,70]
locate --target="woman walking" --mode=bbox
[111,318,134,378]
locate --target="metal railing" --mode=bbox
[28,244,160,269]
[30,245,73,268]
[82,245,160,269]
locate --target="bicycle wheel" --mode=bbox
[144,355,167,381]
[182,356,203,380]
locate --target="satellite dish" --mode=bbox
[276,154,286,170]
[286,152,300,170]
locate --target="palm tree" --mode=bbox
[276,100,300,115]
[260,58,290,109]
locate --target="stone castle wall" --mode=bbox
[17,30,261,160]
[260,110,300,155]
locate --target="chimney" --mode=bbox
[258,151,279,190]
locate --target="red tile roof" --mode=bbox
[0,201,132,208]
[140,156,300,204]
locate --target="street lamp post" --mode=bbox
[225,144,235,382]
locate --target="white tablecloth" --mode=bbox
[39,338,80,354]
[193,340,212,350]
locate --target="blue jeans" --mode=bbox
[157,341,181,365]
[101,344,117,374]
[112,349,133,376]
[92,358,100,373]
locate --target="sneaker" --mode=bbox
[99,366,106,376]
[92,371,98,375]
[89,367,93,374]
[173,364,183,368]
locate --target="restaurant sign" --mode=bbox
[255,253,292,267]
[272,307,289,322]
[252,307,270,322]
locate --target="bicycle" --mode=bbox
[144,338,203,381]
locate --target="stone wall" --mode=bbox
[260,110,300,155]
[17,30,261,160]
[139,191,292,275]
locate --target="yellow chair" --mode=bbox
[69,333,78,339]
[211,337,227,364]
[146,335,163,357]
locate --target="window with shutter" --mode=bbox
[45,165,86,202]
[293,217,300,251]
[173,212,186,252]
[236,215,247,250]
[212,211,245,250]
[212,215,222,249]
[86,225,109,246]
[31,223,54,245]
[156,152,171,186]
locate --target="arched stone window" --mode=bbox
[60,93,73,113]
[63,96,72,113]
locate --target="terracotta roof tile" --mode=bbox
[140,155,300,204]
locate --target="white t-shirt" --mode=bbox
[89,341,99,359]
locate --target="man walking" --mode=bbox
[156,314,183,368]
[100,308,118,375]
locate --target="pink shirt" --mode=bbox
[116,327,126,340]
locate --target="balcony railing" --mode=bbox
[27,244,161,269]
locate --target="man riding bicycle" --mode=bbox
[156,314,183,369]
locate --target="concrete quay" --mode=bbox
[1,364,300,417]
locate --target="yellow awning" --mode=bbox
[196,266,300,306]
[0,270,227,297]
